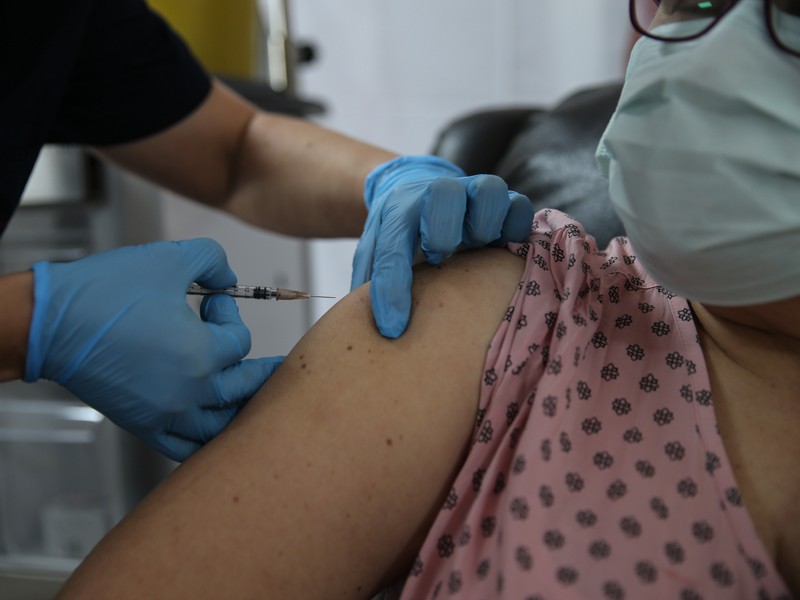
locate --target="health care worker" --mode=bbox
[0,0,534,462]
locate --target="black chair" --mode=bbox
[432,82,625,249]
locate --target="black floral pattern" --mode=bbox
[576,510,598,528]
[589,539,611,560]
[612,397,632,416]
[399,211,786,599]
[665,541,685,564]
[594,451,614,470]
[650,497,670,520]
[543,528,566,549]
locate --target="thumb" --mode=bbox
[201,294,252,368]
[368,196,419,339]
[176,238,238,289]
[370,265,413,339]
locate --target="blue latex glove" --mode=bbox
[351,155,534,338]
[25,238,284,462]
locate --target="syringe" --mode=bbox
[187,283,334,301]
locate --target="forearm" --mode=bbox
[94,80,396,239]
[223,111,396,238]
[0,271,34,381]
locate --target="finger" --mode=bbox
[350,209,380,290]
[420,177,466,264]
[461,175,509,247]
[175,238,238,290]
[493,191,535,245]
[168,403,240,447]
[152,430,202,463]
[200,294,252,368]
[370,192,422,338]
[211,356,285,408]
[171,356,284,445]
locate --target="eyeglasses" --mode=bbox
[630,0,800,57]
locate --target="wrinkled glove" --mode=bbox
[25,238,284,461]
[351,155,534,338]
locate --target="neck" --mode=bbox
[690,299,800,400]
[690,299,800,595]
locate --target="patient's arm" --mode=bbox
[56,248,525,600]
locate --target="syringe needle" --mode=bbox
[275,289,337,300]
[187,283,335,301]
[275,288,307,300]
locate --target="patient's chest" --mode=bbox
[699,326,800,596]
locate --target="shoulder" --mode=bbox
[275,248,527,409]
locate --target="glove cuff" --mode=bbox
[364,155,466,210]
[24,261,52,383]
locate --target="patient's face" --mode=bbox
[594,0,800,309]
[641,0,800,50]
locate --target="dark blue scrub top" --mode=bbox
[0,0,211,236]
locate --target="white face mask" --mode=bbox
[596,0,800,306]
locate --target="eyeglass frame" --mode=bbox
[629,0,800,58]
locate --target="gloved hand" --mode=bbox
[25,238,284,462]
[351,155,534,338]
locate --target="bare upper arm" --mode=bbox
[56,248,525,600]
[91,79,256,206]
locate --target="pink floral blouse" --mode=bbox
[397,210,791,599]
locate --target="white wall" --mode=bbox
[290,0,630,322]
[140,2,631,358]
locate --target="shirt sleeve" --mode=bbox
[48,0,212,146]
